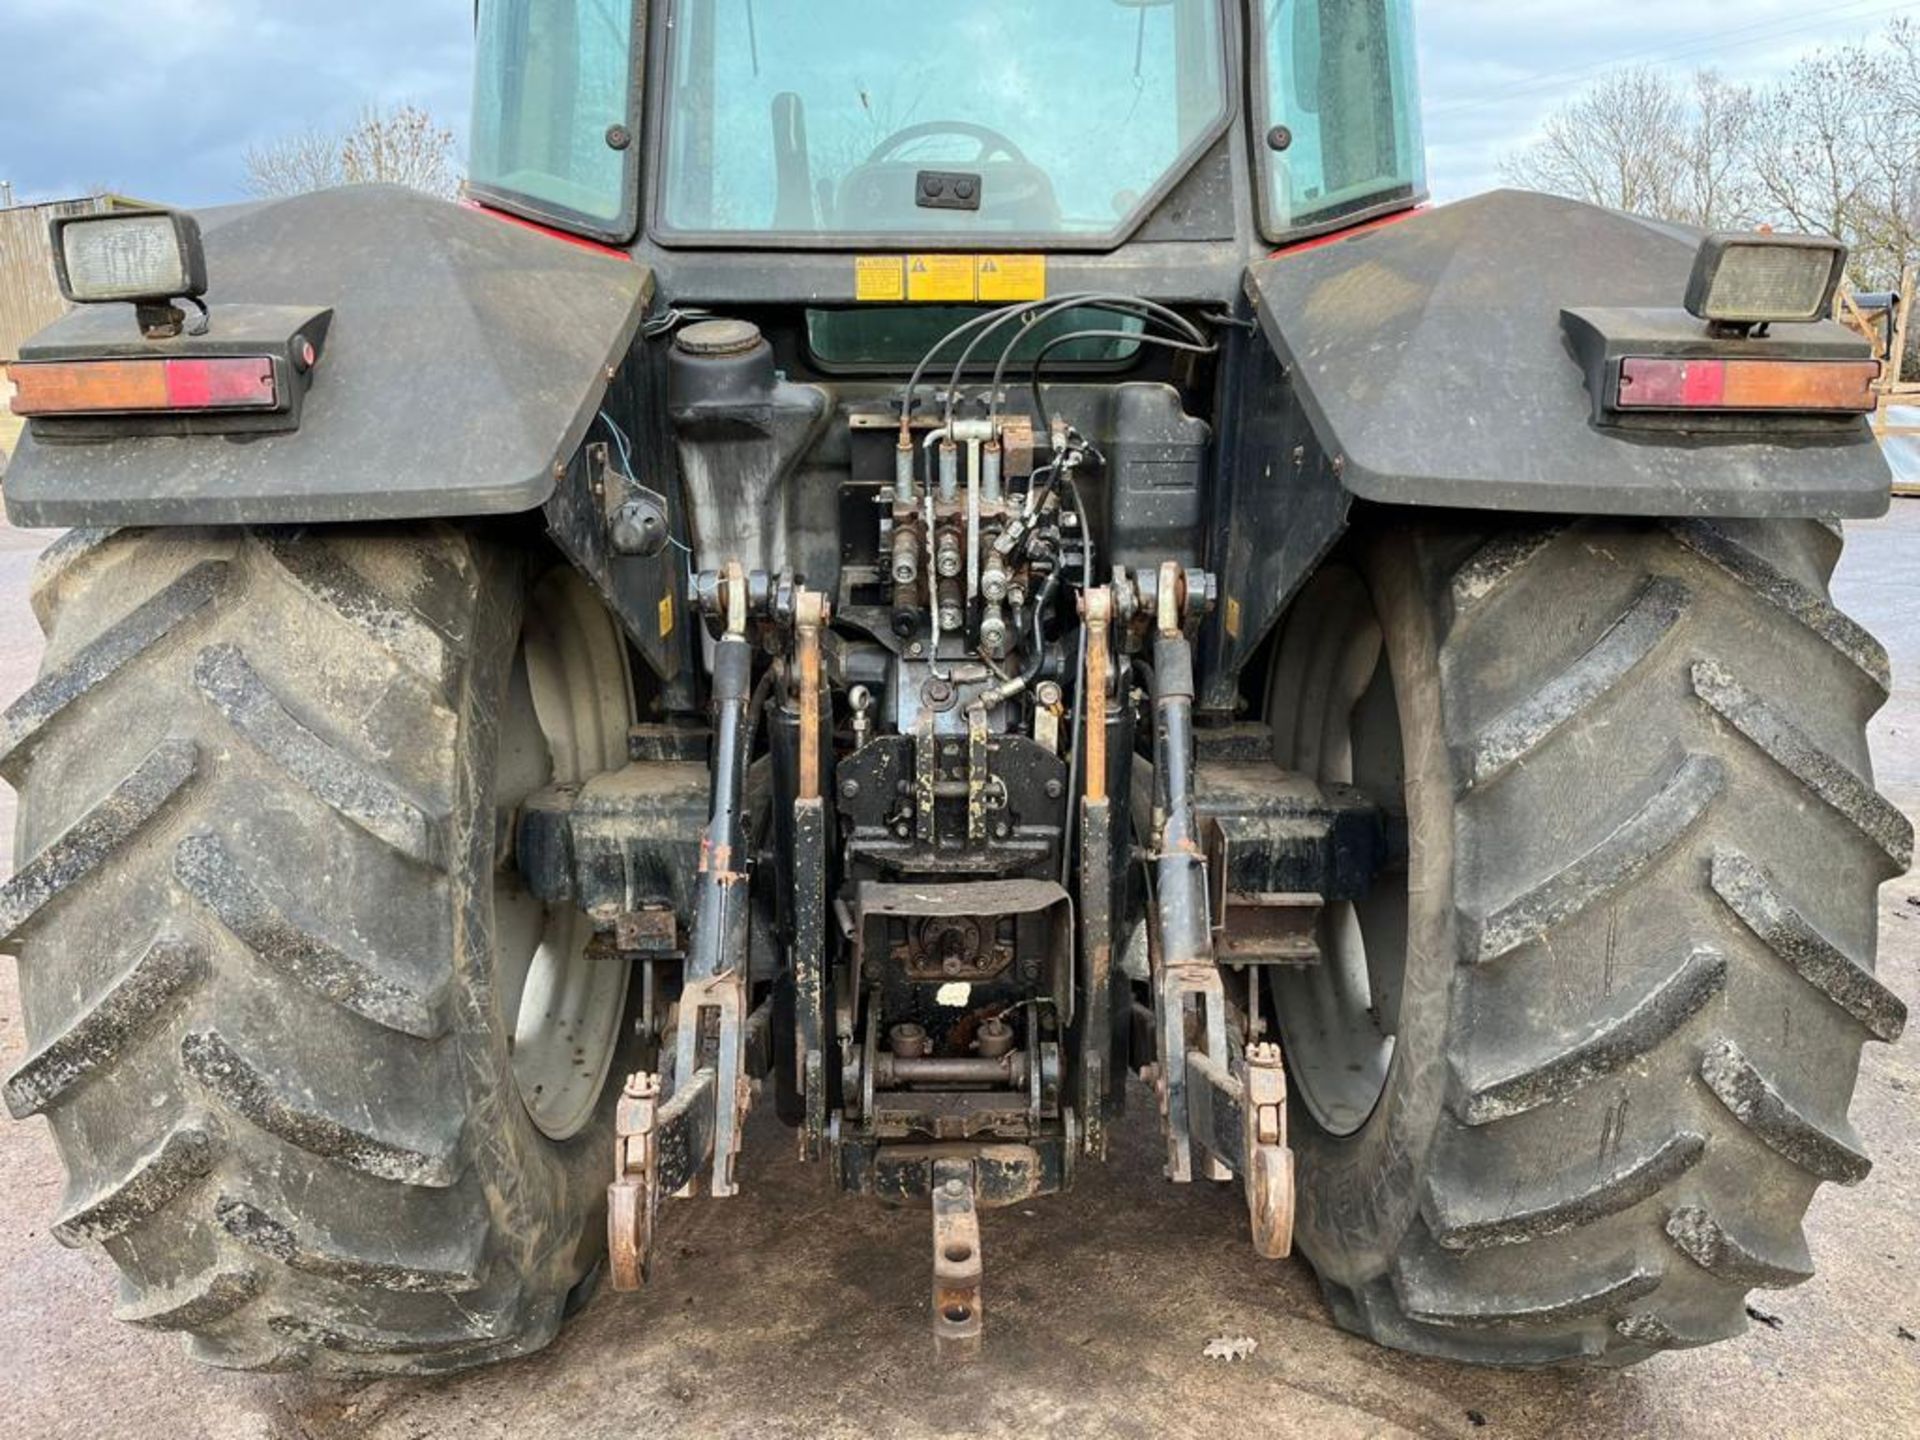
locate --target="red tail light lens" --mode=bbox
[10,357,278,417]
[163,358,277,409]
[1617,357,1880,413]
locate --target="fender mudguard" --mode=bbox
[1246,189,1892,520]
[1200,190,1891,711]
[3,187,651,528]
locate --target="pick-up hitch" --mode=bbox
[603,563,1309,1330]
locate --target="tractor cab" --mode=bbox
[467,0,1426,264]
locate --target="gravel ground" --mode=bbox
[0,510,1916,1440]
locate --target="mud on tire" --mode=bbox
[1274,515,1909,1366]
[1,525,619,1375]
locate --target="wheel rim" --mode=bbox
[493,570,634,1140]
[1266,567,1410,1138]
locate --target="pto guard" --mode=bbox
[1247,189,1892,519]
[3,186,653,528]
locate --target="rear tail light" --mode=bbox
[1616,356,1880,414]
[9,357,279,417]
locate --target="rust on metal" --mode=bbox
[723,557,748,638]
[998,415,1036,478]
[1242,1043,1295,1258]
[795,589,828,802]
[914,717,938,845]
[966,703,990,844]
[608,1071,661,1291]
[1081,588,1112,804]
[851,878,1075,1025]
[1080,794,1114,1158]
[1217,892,1323,966]
[615,905,679,955]
[875,1050,1032,1090]
[792,793,830,1160]
[696,836,746,886]
[674,970,753,1196]
[930,1159,984,1358]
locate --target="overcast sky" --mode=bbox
[0,0,1914,210]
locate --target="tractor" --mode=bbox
[1,0,1907,1374]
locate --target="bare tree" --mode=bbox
[340,105,459,199]
[1740,39,1920,291]
[1685,71,1759,232]
[1856,20,1920,294]
[1744,52,1867,243]
[1499,67,1753,230]
[243,104,459,201]
[243,129,344,199]
[1501,23,1920,296]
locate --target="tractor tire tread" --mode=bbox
[6,526,592,1376]
[1316,517,1902,1366]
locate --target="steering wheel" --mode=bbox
[864,120,1034,168]
[841,119,1060,230]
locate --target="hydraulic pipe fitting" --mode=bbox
[937,576,965,635]
[895,435,916,505]
[981,560,1010,604]
[892,526,921,586]
[938,439,960,503]
[979,603,1010,661]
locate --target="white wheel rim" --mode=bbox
[1266,568,1409,1138]
[494,570,634,1140]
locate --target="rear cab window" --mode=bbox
[1260,0,1426,240]
[470,0,641,241]
[806,307,1146,371]
[654,0,1231,245]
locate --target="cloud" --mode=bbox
[1,0,1910,211]
[1418,0,1911,197]
[0,1,472,207]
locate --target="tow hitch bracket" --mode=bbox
[608,1064,725,1290]
[608,1072,660,1291]
[1185,1043,1296,1258]
[931,1158,985,1358]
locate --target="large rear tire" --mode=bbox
[1,525,633,1374]
[1267,515,1908,1365]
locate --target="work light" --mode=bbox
[1684,233,1848,328]
[51,210,207,306]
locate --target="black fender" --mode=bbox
[2,186,652,528]
[1200,189,1892,711]
[1246,189,1891,519]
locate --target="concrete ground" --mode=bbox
[1,511,1918,1440]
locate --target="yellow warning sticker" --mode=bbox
[976,254,1046,302]
[859,254,1050,303]
[855,255,906,302]
[658,591,675,640]
[1224,596,1243,641]
[906,254,978,303]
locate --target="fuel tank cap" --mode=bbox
[675,318,764,357]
